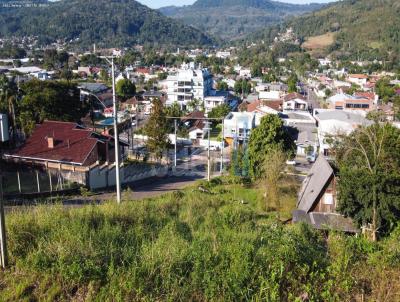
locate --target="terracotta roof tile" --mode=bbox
[9,121,98,165]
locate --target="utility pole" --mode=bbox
[0,173,8,269]
[220,118,224,174]
[174,119,177,168]
[111,57,122,204]
[207,125,211,181]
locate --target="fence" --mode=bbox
[2,170,77,195]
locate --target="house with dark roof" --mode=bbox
[292,156,359,233]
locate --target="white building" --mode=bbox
[166,63,213,110]
[204,95,227,113]
[283,99,309,111]
[216,51,231,59]
[347,74,368,86]
[313,109,372,156]
[259,90,281,100]
[223,112,255,144]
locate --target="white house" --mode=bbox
[259,90,281,100]
[166,63,213,110]
[283,93,308,111]
[223,112,255,145]
[204,95,227,113]
[239,69,252,78]
[313,109,372,156]
[216,51,231,59]
[283,99,309,111]
[347,74,368,86]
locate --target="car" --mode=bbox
[286,160,297,166]
[205,145,220,151]
[306,153,316,163]
[131,121,137,127]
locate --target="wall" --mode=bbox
[89,163,168,190]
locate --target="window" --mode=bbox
[323,193,333,205]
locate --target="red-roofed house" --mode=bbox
[3,121,127,186]
[347,74,368,86]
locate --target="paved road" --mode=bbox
[4,148,228,212]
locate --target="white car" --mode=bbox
[205,145,220,151]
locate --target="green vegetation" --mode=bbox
[234,79,252,96]
[144,98,170,161]
[251,0,400,62]
[115,78,136,101]
[248,114,295,178]
[216,80,228,91]
[207,103,231,120]
[0,0,214,48]
[336,123,400,240]
[0,43,26,59]
[1,179,400,301]
[160,0,323,40]
[18,79,86,135]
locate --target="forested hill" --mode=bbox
[0,0,215,48]
[249,0,400,60]
[159,0,324,40]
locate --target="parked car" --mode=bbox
[205,145,220,151]
[306,153,316,163]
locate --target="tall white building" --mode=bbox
[166,63,213,110]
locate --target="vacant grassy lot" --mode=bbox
[302,32,336,50]
[0,178,399,301]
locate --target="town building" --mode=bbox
[166,63,213,110]
[223,112,255,145]
[293,156,359,233]
[3,121,128,186]
[327,93,373,111]
[313,109,372,156]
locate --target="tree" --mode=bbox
[234,79,251,96]
[116,78,136,100]
[287,74,298,93]
[216,81,228,91]
[186,98,202,112]
[335,123,400,240]
[208,104,231,120]
[261,146,287,214]
[247,114,294,179]
[18,80,85,135]
[251,61,262,78]
[165,102,184,133]
[324,88,332,98]
[144,98,170,161]
[375,78,395,103]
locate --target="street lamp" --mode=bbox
[103,56,122,204]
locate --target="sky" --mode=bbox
[137,0,335,9]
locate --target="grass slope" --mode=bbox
[1,178,400,301]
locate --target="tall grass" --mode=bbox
[0,180,399,301]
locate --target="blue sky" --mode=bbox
[137,0,335,9]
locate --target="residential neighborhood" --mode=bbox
[0,0,399,300]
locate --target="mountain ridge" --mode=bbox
[0,0,215,48]
[159,0,325,40]
[248,0,400,60]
